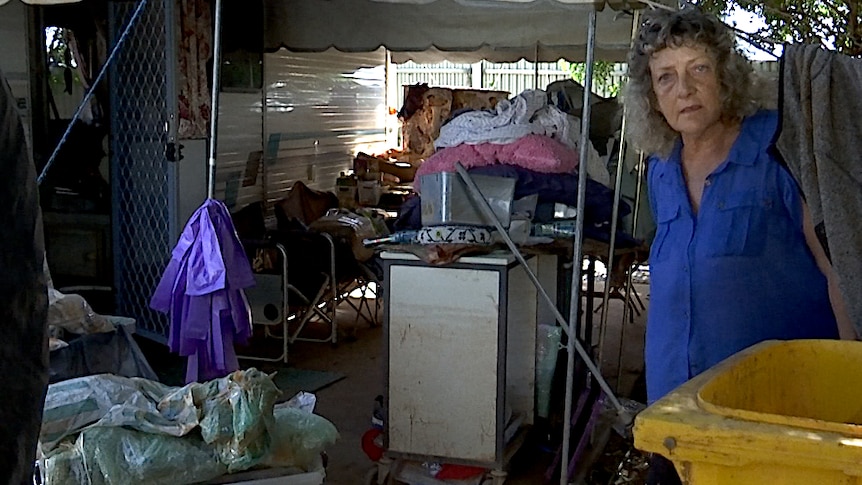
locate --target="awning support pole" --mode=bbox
[207,0,224,199]
[598,8,640,392]
[561,8,596,485]
[616,150,646,389]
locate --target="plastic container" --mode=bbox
[419,172,515,228]
[634,339,862,484]
[531,219,578,238]
[336,172,357,209]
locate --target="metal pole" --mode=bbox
[610,9,642,394]
[562,9,596,485]
[596,104,627,375]
[534,43,540,90]
[37,0,151,185]
[617,151,646,388]
[207,0,224,199]
[453,164,623,417]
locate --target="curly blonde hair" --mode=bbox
[623,7,765,157]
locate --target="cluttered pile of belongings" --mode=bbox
[393,87,638,250]
[38,368,338,484]
[44,262,157,384]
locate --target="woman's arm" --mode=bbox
[801,202,856,340]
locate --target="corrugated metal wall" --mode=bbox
[263,49,387,205]
[215,91,264,211]
[216,48,387,213]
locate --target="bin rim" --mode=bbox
[696,339,862,437]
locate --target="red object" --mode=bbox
[361,428,384,462]
[436,464,487,479]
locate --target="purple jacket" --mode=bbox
[151,199,255,383]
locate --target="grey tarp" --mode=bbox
[777,44,862,336]
[48,324,158,384]
[0,67,49,483]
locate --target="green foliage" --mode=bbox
[45,27,80,87]
[694,0,862,56]
[558,60,624,97]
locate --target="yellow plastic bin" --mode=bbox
[634,339,862,484]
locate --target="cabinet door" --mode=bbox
[387,265,500,462]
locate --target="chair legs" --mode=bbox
[289,275,338,345]
[342,278,381,328]
[593,285,644,323]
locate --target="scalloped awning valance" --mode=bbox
[263,0,675,63]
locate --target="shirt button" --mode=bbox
[717,201,725,209]
[705,179,712,186]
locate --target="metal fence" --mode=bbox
[109,0,177,343]
[395,60,777,105]
[395,60,608,107]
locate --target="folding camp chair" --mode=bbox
[239,229,339,363]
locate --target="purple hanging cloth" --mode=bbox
[150,198,255,383]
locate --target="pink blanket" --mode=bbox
[414,134,579,192]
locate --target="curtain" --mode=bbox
[177,0,211,139]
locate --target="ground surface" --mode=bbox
[138,280,651,484]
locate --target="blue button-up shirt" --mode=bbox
[645,110,838,403]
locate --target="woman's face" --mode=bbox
[648,44,723,139]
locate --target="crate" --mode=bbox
[634,339,862,484]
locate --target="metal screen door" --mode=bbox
[109,0,178,342]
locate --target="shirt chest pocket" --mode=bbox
[702,191,767,257]
[649,202,682,263]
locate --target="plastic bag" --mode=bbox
[263,405,339,471]
[197,368,281,472]
[42,443,87,485]
[47,289,114,335]
[536,324,562,419]
[41,369,291,481]
[40,374,199,452]
[309,209,378,262]
[44,427,226,485]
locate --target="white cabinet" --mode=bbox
[382,251,557,467]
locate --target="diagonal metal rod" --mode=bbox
[37,0,150,186]
[454,162,624,419]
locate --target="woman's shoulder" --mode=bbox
[742,109,779,138]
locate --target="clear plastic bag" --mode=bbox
[536,324,562,419]
[43,427,226,485]
[263,405,339,471]
[197,368,281,472]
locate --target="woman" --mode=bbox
[625,7,854,407]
